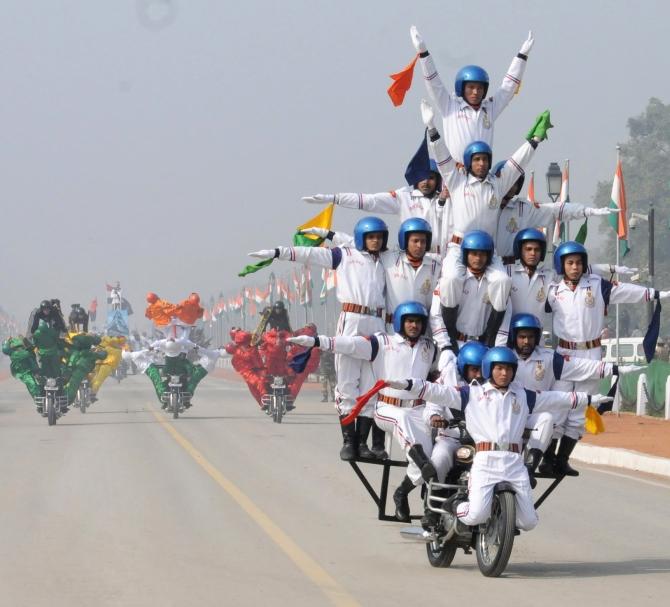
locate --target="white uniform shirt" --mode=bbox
[277,245,385,310]
[515,347,614,392]
[334,188,452,255]
[413,379,586,447]
[495,198,590,259]
[547,274,655,343]
[429,135,536,241]
[382,251,442,324]
[419,53,527,163]
[319,333,436,405]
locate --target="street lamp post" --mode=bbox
[630,202,656,324]
[545,162,562,202]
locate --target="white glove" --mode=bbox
[384,379,411,390]
[299,227,329,238]
[286,335,315,347]
[410,25,426,53]
[589,393,614,405]
[302,194,335,205]
[438,349,456,373]
[658,290,670,300]
[585,207,619,217]
[617,364,643,375]
[248,249,276,259]
[519,30,534,55]
[421,99,436,130]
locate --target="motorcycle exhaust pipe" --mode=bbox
[400,527,437,543]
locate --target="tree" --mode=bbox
[594,98,670,338]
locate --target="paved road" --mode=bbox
[1,374,669,607]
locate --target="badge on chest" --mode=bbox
[488,194,498,209]
[511,396,521,414]
[536,286,546,302]
[534,361,545,381]
[584,288,595,308]
[506,216,519,233]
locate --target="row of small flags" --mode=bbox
[204,267,337,322]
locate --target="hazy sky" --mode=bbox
[2,0,670,325]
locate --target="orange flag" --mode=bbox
[387,55,418,107]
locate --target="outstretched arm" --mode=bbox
[422,100,458,190]
[412,25,451,117]
[490,31,534,121]
[287,334,375,361]
[248,245,340,269]
[303,191,404,214]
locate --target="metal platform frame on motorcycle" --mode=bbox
[348,457,566,522]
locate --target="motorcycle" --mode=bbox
[34,377,68,426]
[73,379,91,414]
[113,359,128,383]
[162,374,191,419]
[261,375,294,423]
[401,417,555,578]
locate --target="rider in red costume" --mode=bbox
[224,329,266,406]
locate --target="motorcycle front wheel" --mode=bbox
[47,396,57,426]
[426,537,457,568]
[272,394,283,424]
[170,392,179,419]
[475,490,516,577]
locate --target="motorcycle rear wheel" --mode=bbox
[475,490,515,577]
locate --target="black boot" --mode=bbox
[407,444,437,482]
[538,438,558,475]
[370,424,388,460]
[481,309,506,347]
[440,305,460,354]
[393,475,415,523]
[339,416,357,461]
[525,448,543,489]
[555,436,580,477]
[356,416,375,459]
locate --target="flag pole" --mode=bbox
[564,159,570,241]
[615,146,621,398]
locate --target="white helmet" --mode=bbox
[164,339,181,357]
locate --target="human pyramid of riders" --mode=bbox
[246,27,670,535]
[2,299,126,416]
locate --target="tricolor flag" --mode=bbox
[238,204,335,277]
[607,152,630,257]
[527,170,537,206]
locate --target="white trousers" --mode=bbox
[439,246,512,312]
[526,411,554,452]
[333,310,385,416]
[456,452,538,531]
[553,346,601,440]
[374,405,459,485]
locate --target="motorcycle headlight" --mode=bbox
[455,445,475,464]
[46,378,57,388]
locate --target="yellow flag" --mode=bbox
[294,203,335,246]
[584,405,605,435]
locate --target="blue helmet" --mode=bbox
[508,313,543,349]
[353,216,389,252]
[481,346,518,380]
[457,341,489,378]
[463,141,493,174]
[398,217,432,251]
[461,230,494,266]
[492,159,525,192]
[553,241,588,275]
[454,65,490,98]
[393,301,428,335]
[513,228,547,262]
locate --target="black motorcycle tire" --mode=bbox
[426,538,458,568]
[273,394,283,424]
[171,392,179,419]
[47,396,57,426]
[475,490,516,577]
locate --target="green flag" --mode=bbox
[575,219,588,245]
[526,110,553,141]
[238,258,274,277]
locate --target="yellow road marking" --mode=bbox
[149,405,360,607]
